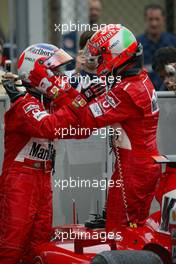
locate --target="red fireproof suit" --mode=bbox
[0,93,81,264]
[76,70,161,231]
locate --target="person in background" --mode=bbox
[152,46,176,207]
[71,29,105,99]
[63,0,102,70]
[65,30,95,77]
[152,46,176,91]
[89,0,102,26]
[137,4,176,91]
[75,30,96,74]
[67,30,98,92]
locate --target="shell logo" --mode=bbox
[34,256,43,264]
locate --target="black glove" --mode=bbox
[2,79,26,103]
[81,81,106,102]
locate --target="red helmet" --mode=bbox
[85,24,139,76]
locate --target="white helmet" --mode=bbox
[17,43,73,83]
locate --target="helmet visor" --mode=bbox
[44,49,74,69]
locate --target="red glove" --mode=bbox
[29,58,78,99]
[81,81,106,102]
[29,58,63,98]
[28,58,89,113]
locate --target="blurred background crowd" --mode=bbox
[0,0,176,91]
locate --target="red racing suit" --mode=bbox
[0,92,83,264]
[76,70,161,231]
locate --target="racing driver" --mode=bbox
[79,24,161,231]
[29,25,161,232]
[0,43,103,264]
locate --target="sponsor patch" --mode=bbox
[89,102,103,117]
[72,95,87,108]
[23,103,40,113]
[34,256,44,264]
[91,30,117,48]
[105,95,119,108]
[29,141,55,160]
[151,90,159,113]
[29,46,54,57]
[109,39,120,50]
[32,109,49,121]
[99,91,121,113]
[50,86,59,96]
[25,57,35,63]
